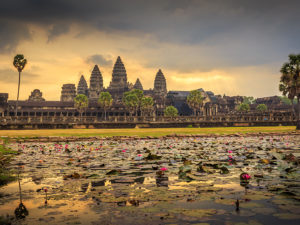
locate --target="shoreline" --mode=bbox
[2,130,299,143]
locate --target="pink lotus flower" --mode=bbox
[228,150,233,153]
[228,155,233,159]
[160,167,168,171]
[138,154,142,157]
[242,174,251,180]
[122,150,126,152]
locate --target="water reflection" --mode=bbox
[156,171,168,187]
[14,171,29,220]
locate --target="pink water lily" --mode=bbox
[228,150,233,153]
[241,173,251,180]
[160,167,168,171]
[138,154,142,157]
[122,150,126,152]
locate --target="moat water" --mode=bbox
[0,136,300,224]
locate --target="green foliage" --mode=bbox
[164,106,178,117]
[13,54,27,72]
[141,97,154,115]
[237,103,250,112]
[123,93,139,114]
[123,89,145,115]
[243,96,256,104]
[279,96,297,105]
[74,94,89,114]
[279,54,300,100]
[256,104,268,112]
[0,174,15,186]
[187,90,203,115]
[187,125,193,128]
[129,89,144,104]
[98,92,113,109]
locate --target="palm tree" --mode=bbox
[124,89,144,116]
[74,94,89,122]
[141,97,154,116]
[123,93,139,117]
[187,90,203,116]
[279,54,300,129]
[98,92,113,121]
[13,55,27,117]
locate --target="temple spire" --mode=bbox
[77,75,88,96]
[133,78,143,90]
[154,69,167,95]
[89,65,103,100]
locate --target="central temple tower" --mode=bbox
[89,65,103,100]
[107,56,129,100]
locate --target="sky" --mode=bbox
[0,0,299,100]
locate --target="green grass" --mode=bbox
[0,143,17,186]
[0,144,18,155]
[0,126,297,138]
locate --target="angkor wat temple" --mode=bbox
[0,56,294,120]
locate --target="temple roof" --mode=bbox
[133,78,143,90]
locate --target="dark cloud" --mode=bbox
[85,54,113,67]
[0,68,39,84]
[0,0,299,69]
[0,20,31,53]
[47,23,70,42]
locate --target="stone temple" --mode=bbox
[0,56,294,118]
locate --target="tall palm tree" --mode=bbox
[13,54,27,117]
[123,93,139,117]
[279,54,300,129]
[187,90,203,116]
[141,97,154,116]
[123,89,144,116]
[74,94,89,122]
[98,92,113,121]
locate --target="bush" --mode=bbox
[164,106,178,117]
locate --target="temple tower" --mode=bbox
[89,65,103,100]
[107,56,129,100]
[154,69,167,96]
[60,84,76,102]
[28,89,45,102]
[108,56,128,89]
[77,75,88,96]
[133,78,143,90]
[153,69,167,115]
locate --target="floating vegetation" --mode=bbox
[0,135,299,224]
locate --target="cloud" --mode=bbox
[85,54,113,67]
[0,0,300,53]
[0,68,39,84]
[47,23,71,42]
[0,20,31,53]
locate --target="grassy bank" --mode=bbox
[0,126,297,138]
[0,143,18,186]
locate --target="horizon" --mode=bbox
[1,0,300,100]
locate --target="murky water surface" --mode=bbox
[1,135,300,224]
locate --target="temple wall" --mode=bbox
[0,114,296,130]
